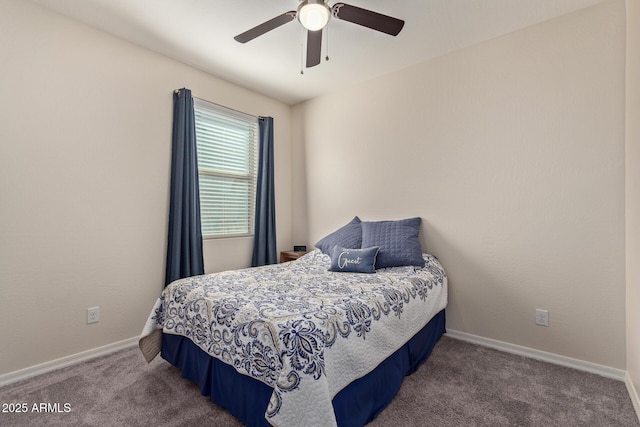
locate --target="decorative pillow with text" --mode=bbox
[329,246,379,274]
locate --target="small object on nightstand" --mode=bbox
[280,250,309,263]
[293,245,307,252]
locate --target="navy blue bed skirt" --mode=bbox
[161,309,445,427]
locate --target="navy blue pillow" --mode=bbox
[361,217,425,268]
[329,246,379,273]
[314,216,362,255]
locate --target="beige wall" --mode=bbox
[626,0,640,414]
[293,0,626,368]
[0,0,292,375]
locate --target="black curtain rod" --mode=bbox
[174,89,261,120]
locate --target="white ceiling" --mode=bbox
[30,0,607,105]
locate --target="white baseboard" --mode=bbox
[0,337,139,388]
[445,329,626,381]
[626,372,640,423]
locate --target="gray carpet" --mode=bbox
[0,336,637,427]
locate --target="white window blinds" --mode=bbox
[194,98,258,238]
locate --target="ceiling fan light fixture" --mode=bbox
[298,0,331,31]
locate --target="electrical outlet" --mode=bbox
[87,306,100,324]
[535,309,549,326]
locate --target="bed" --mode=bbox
[139,218,447,427]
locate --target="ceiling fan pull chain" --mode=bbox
[300,25,305,74]
[325,24,329,62]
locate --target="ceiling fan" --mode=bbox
[234,0,405,69]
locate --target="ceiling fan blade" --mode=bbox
[306,30,322,68]
[234,11,296,43]
[332,3,404,36]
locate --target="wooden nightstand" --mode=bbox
[279,250,308,263]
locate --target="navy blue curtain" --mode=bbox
[251,117,277,267]
[165,88,204,286]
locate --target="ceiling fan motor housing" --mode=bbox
[298,0,331,31]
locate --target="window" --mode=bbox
[194,98,258,238]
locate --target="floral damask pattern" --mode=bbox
[148,250,447,426]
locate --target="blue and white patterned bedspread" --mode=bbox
[139,250,447,427]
